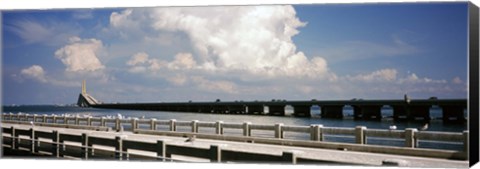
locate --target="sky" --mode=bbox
[2,2,469,105]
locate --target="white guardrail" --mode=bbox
[1,113,469,160]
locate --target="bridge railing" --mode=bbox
[1,113,468,158]
[1,126,315,164]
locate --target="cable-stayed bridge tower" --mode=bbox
[77,80,99,107]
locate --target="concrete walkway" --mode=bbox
[2,123,468,168]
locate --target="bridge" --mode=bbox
[1,113,469,167]
[77,81,467,123]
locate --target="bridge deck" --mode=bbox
[2,123,468,167]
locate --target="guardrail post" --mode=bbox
[81,133,89,159]
[75,116,80,125]
[64,116,68,124]
[355,126,367,144]
[282,151,297,164]
[150,118,157,130]
[115,136,123,160]
[122,144,129,160]
[52,130,59,157]
[310,124,323,141]
[169,119,176,131]
[87,117,92,126]
[53,115,57,123]
[405,128,418,148]
[101,117,106,127]
[87,141,94,157]
[274,123,284,139]
[156,140,166,161]
[34,131,40,153]
[131,118,138,131]
[42,115,47,123]
[33,114,38,122]
[215,121,224,135]
[14,127,20,150]
[463,130,469,155]
[243,122,251,136]
[59,133,65,157]
[191,120,199,133]
[209,145,221,162]
[30,128,37,153]
[115,118,121,132]
[10,126,16,149]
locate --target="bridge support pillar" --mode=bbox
[293,105,311,117]
[229,105,246,114]
[320,105,344,119]
[392,105,408,121]
[440,105,466,123]
[186,105,198,113]
[199,106,212,113]
[407,105,431,121]
[393,105,430,121]
[268,105,285,116]
[247,105,264,115]
[352,105,382,120]
[213,105,228,114]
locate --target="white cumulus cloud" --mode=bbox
[126,52,164,73]
[55,36,105,72]
[191,76,238,94]
[167,53,197,70]
[20,65,47,83]
[347,69,398,82]
[110,6,331,78]
[452,77,463,84]
[127,52,150,66]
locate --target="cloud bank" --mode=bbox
[21,65,47,83]
[111,6,332,79]
[54,37,105,72]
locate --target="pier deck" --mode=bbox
[1,123,468,167]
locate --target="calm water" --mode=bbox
[2,105,468,151]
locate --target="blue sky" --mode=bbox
[2,2,469,105]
